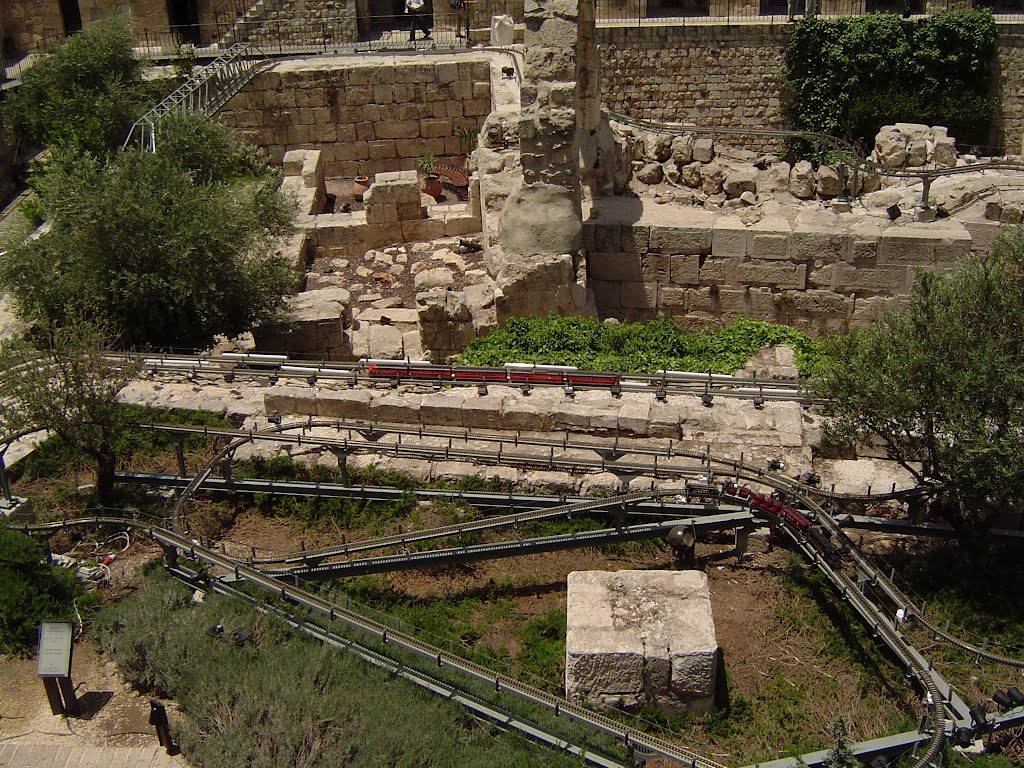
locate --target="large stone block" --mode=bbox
[566,570,718,713]
[649,224,712,255]
[791,226,849,262]
[711,217,747,259]
[589,252,643,282]
[834,263,909,294]
[733,260,807,289]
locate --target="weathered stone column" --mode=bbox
[489,0,597,321]
[498,0,586,257]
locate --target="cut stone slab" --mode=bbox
[566,570,718,713]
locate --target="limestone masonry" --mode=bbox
[218,55,493,178]
[566,570,719,713]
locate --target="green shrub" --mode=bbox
[0,527,83,654]
[457,315,823,375]
[784,10,997,156]
[93,569,577,767]
[0,140,296,349]
[2,17,155,155]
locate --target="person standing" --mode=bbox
[407,0,431,42]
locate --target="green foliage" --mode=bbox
[0,122,296,349]
[0,527,83,654]
[0,322,141,502]
[457,315,823,375]
[516,610,566,684]
[2,18,155,155]
[813,229,1024,555]
[154,112,272,186]
[823,717,859,768]
[783,10,997,156]
[11,403,230,484]
[417,154,439,174]
[93,569,572,767]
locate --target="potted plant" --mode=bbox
[456,127,478,167]
[417,154,443,199]
[352,162,372,202]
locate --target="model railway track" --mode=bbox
[18,514,724,768]
[266,512,754,580]
[130,351,818,403]
[168,565,631,768]
[130,418,921,521]
[17,429,1023,767]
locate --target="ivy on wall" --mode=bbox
[783,9,997,156]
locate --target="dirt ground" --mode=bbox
[1,501,918,765]
[0,543,182,753]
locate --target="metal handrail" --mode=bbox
[123,41,264,151]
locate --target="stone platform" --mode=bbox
[565,570,719,713]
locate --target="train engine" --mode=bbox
[723,482,846,564]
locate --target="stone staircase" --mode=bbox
[214,0,290,48]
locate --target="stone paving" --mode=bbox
[0,745,187,768]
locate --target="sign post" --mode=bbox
[36,622,77,716]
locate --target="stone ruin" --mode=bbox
[565,570,719,713]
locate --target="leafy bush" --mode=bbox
[93,569,576,767]
[784,10,997,156]
[457,315,823,375]
[2,17,156,155]
[0,527,83,654]
[0,129,296,349]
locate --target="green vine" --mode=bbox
[783,9,997,158]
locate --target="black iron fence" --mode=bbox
[3,0,1023,83]
[593,0,1024,24]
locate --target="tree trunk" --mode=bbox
[95,451,117,505]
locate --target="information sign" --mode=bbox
[36,622,73,678]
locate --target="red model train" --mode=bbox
[723,482,845,563]
[363,360,622,388]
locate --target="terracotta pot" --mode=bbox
[421,174,443,199]
[352,175,371,201]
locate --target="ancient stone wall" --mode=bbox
[600,21,1024,156]
[258,0,358,47]
[997,24,1024,155]
[584,203,973,334]
[597,24,789,154]
[218,54,492,178]
[3,0,171,51]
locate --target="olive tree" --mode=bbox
[814,229,1024,563]
[0,322,139,503]
[0,114,296,350]
[2,17,155,155]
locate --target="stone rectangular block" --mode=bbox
[711,217,747,259]
[316,390,373,420]
[732,260,807,289]
[791,226,850,262]
[658,286,687,310]
[641,253,670,282]
[649,225,711,255]
[669,254,700,284]
[620,225,651,254]
[620,281,657,309]
[834,263,908,293]
[589,252,642,282]
[717,287,748,313]
[591,280,620,309]
[566,570,718,713]
[594,224,621,252]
